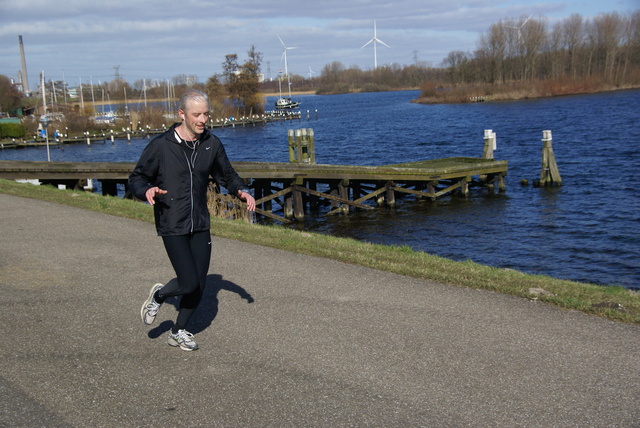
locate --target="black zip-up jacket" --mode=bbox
[128,124,245,236]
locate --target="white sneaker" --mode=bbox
[168,329,199,351]
[141,283,163,325]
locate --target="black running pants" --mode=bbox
[159,230,212,330]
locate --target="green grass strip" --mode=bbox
[1,178,638,324]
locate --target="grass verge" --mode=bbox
[1,178,638,324]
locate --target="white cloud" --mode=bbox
[0,0,637,85]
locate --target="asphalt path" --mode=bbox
[1,194,638,427]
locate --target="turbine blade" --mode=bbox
[377,39,390,48]
[361,39,374,48]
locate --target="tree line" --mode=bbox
[258,10,640,101]
[444,11,639,86]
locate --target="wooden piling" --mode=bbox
[482,129,496,160]
[339,180,350,214]
[288,128,315,164]
[540,130,562,187]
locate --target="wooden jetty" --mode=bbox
[0,156,507,223]
[236,157,507,222]
[0,127,513,223]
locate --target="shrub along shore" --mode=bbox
[1,178,638,324]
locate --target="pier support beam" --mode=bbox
[386,182,396,206]
[101,179,118,196]
[293,187,304,220]
[460,177,470,197]
[284,192,293,219]
[339,180,349,214]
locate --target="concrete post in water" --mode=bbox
[540,130,562,187]
[85,131,90,145]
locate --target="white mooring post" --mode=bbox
[482,129,496,159]
[481,129,498,185]
[540,130,562,186]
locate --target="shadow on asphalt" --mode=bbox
[147,274,254,338]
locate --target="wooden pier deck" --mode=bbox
[0,157,507,223]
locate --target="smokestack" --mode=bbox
[19,35,30,93]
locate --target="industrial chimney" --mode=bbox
[19,35,30,94]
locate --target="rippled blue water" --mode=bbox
[2,89,639,288]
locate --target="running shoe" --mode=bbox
[141,283,163,325]
[167,329,199,351]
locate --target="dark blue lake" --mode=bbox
[3,89,639,288]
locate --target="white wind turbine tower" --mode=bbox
[361,20,390,69]
[277,34,297,78]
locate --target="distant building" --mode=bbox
[66,87,79,98]
[232,70,265,83]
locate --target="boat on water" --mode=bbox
[274,73,300,110]
[92,111,116,124]
[275,97,299,109]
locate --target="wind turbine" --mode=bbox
[506,14,532,44]
[361,19,390,69]
[308,66,316,79]
[276,34,296,78]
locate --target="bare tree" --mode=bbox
[443,51,471,84]
[546,21,564,79]
[477,21,508,83]
[589,13,624,81]
[561,14,585,78]
[619,10,640,83]
[520,17,547,80]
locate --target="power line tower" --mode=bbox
[113,65,121,90]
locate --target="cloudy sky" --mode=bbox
[0,0,637,88]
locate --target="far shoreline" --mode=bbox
[84,84,640,108]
